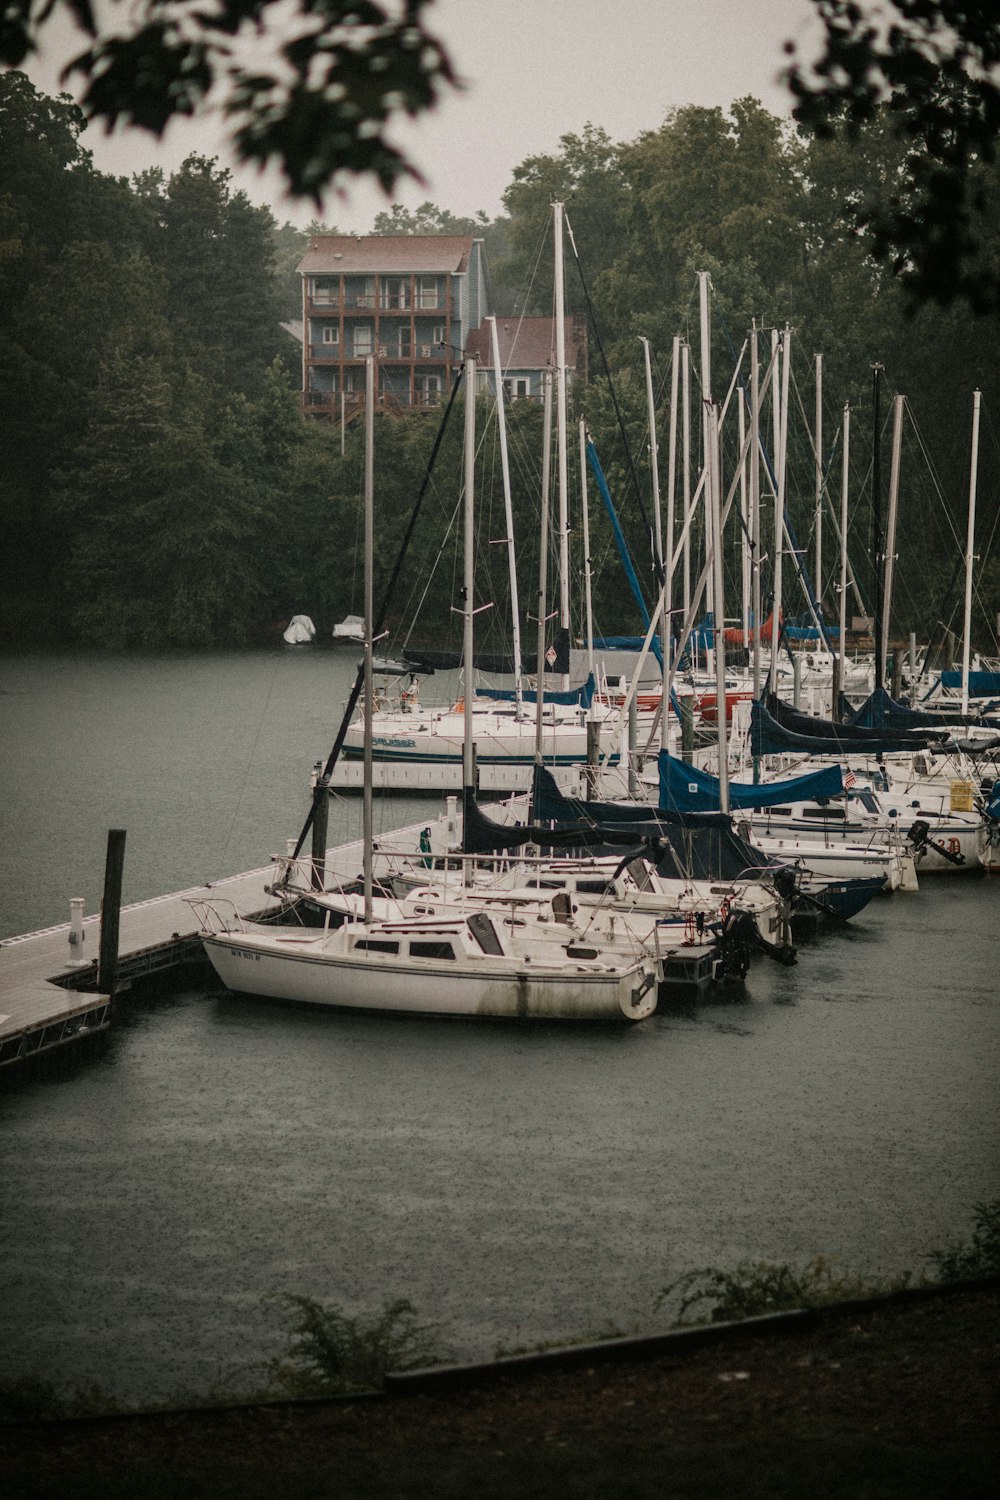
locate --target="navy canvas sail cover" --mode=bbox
[475,672,596,709]
[851,684,1000,731]
[658,750,843,813]
[938,671,1000,698]
[751,696,948,756]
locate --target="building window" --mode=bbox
[311,277,337,304]
[382,277,410,310]
[321,325,340,346]
[353,325,373,357]
[504,376,530,400]
[418,276,441,309]
[415,373,442,404]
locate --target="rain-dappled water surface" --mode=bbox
[1,650,998,1404]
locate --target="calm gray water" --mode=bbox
[1,650,998,1405]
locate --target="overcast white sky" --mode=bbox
[25,0,824,229]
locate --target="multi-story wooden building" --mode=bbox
[298,234,491,418]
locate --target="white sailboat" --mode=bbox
[195,357,660,1023]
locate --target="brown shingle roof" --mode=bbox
[465,317,583,371]
[298,235,474,275]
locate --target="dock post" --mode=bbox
[98,829,126,997]
[891,648,904,700]
[680,697,694,765]
[311,764,329,891]
[586,719,601,801]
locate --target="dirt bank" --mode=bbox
[2,1283,997,1498]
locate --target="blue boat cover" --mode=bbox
[751,696,948,755]
[475,672,595,708]
[783,625,840,640]
[848,684,1000,732]
[938,670,1000,697]
[658,749,843,812]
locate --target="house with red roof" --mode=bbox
[297,235,587,419]
[465,315,588,403]
[297,233,490,417]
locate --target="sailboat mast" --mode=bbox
[488,315,524,711]
[837,403,851,709]
[666,333,680,717]
[698,273,714,656]
[750,322,762,700]
[578,419,595,683]
[871,363,885,693]
[961,389,982,716]
[462,356,477,817]
[553,200,571,689]
[815,353,823,608]
[882,393,904,689]
[640,335,669,745]
[708,400,729,811]
[362,355,375,924]
[682,340,692,624]
[767,328,791,693]
[535,370,554,767]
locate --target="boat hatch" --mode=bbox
[467,912,504,955]
[625,856,655,892]
[354,938,400,955]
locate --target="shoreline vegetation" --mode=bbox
[2,1200,996,1422]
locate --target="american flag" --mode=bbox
[844,770,857,790]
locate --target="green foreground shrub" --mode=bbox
[263,1294,451,1397]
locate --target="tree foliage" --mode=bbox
[785,0,1000,310]
[2,63,998,655]
[1,0,458,201]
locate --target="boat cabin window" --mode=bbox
[565,945,598,959]
[409,940,455,960]
[765,806,793,816]
[802,806,846,819]
[467,912,504,955]
[853,790,881,814]
[353,938,399,954]
[575,879,613,894]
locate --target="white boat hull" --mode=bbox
[202,926,657,1022]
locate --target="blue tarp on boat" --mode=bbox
[848,684,1000,732]
[475,672,595,709]
[938,670,1000,697]
[658,750,843,813]
[750,696,948,756]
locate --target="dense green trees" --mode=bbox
[1,68,997,655]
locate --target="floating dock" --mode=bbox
[0,829,371,1072]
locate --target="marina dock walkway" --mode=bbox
[0,827,385,1068]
